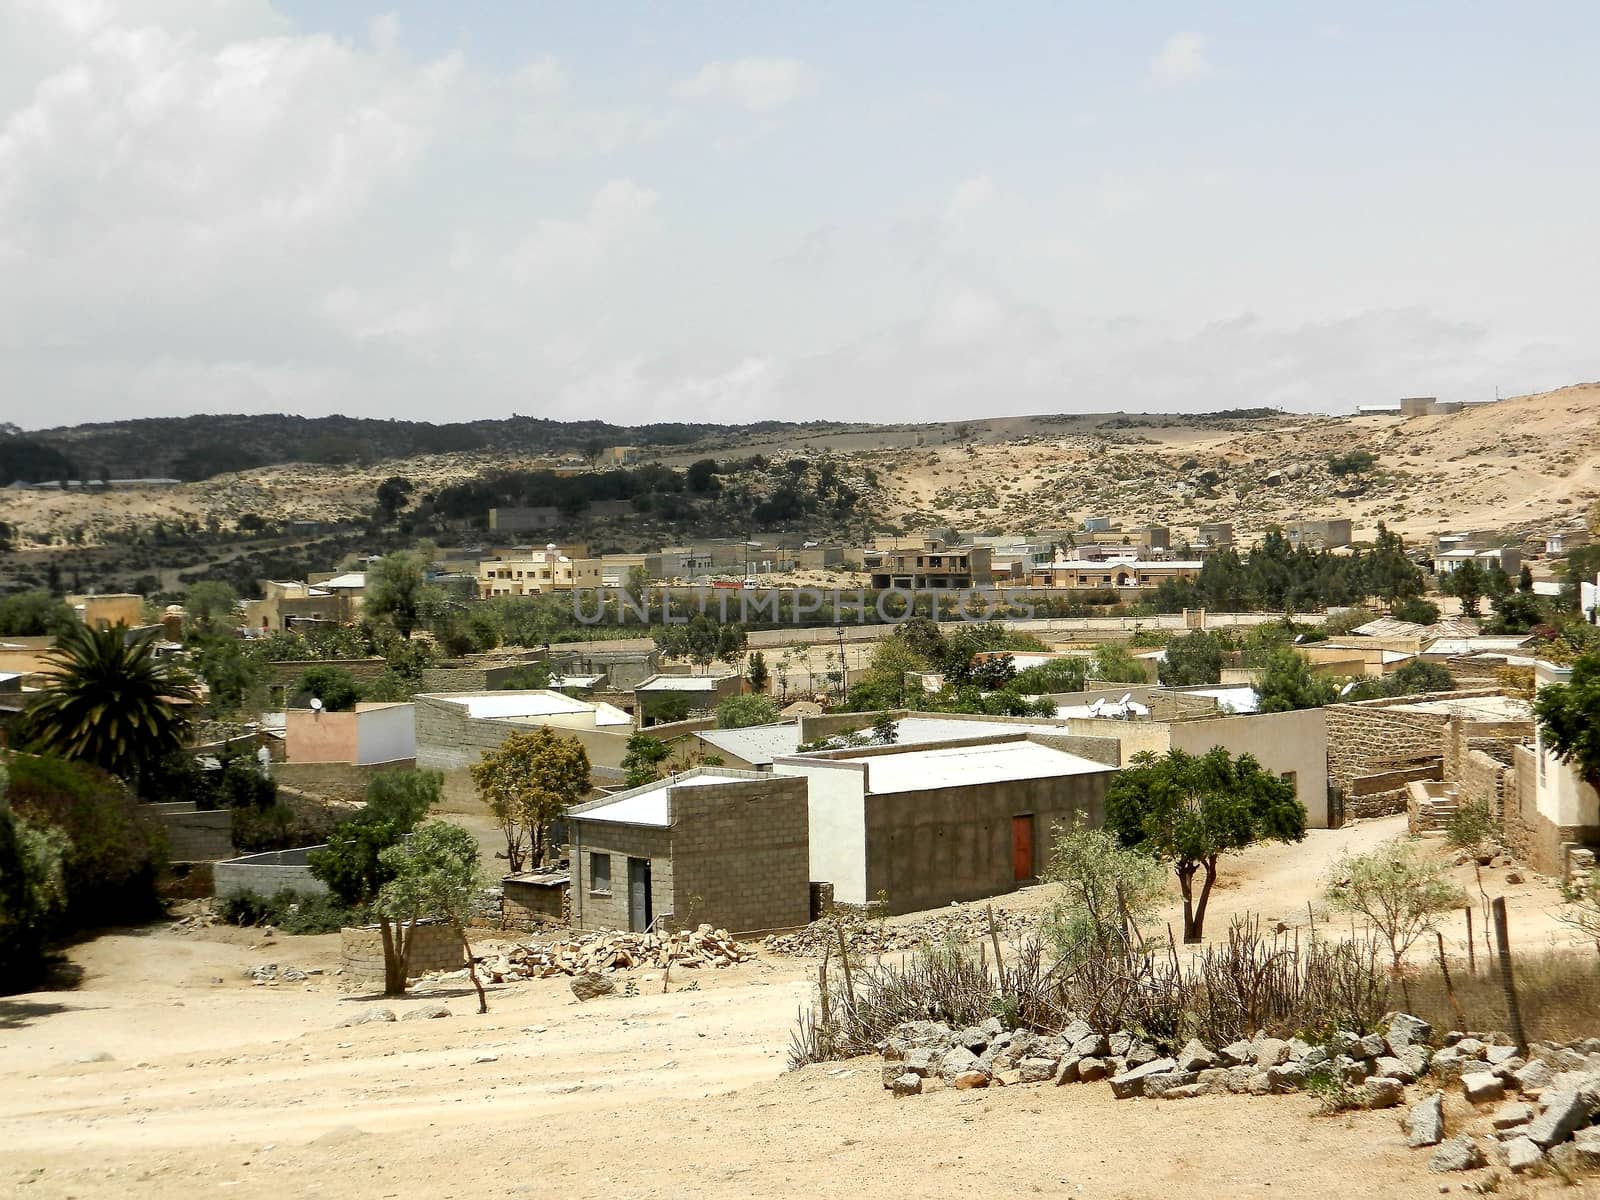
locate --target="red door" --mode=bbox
[1012,815,1034,881]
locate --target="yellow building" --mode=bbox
[478,545,604,597]
[65,593,146,629]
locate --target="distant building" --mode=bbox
[1432,546,1522,577]
[1030,557,1202,590]
[868,541,992,589]
[478,545,603,597]
[601,446,641,467]
[1196,521,1234,549]
[64,593,145,630]
[1285,518,1354,550]
[243,580,359,632]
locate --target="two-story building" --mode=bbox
[868,541,992,589]
[478,545,603,597]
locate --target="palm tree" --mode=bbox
[20,623,197,792]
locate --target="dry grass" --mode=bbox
[1402,948,1600,1043]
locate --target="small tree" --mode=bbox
[308,769,439,996]
[184,580,240,632]
[1392,597,1440,626]
[1158,630,1224,687]
[1105,747,1306,942]
[745,650,770,694]
[871,712,898,744]
[468,728,590,873]
[1089,643,1148,683]
[374,820,487,1011]
[1441,560,1486,618]
[1386,659,1454,695]
[1042,817,1167,961]
[1255,647,1336,712]
[621,733,671,788]
[294,664,364,711]
[1324,838,1467,986]
[716,693,780,729]
[365,551,427,639]
[1533,651,1600,798]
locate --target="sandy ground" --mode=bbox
[2,818,1594,1200]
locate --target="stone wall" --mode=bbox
[268,658,388,688]
[271,759,414,802]
[340,921,463,984]
[419,665,525,693]
[1503,744,1600,877]
[1457,748,1513,819]
[151,802,234,861]
[1325,697,1452,811]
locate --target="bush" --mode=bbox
[231,802,333,853]
[0,806,69,992]
[215,756,276,810]
[293,665,364,711]
[220,887,364,934]
[716,693,780,729]
[6,754,167,929]
[1445,797,1497,849]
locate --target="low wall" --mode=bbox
[271,759,414,801]
[214,846,330,900]
[151,803,234,861]
[341,921,463,984]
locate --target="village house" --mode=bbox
[63,593,146,629]
[1432,545,1522,576]
[477,545,604,597]
[568,769,811,935]
[1507,662,1600,877]
[243,579,359,633]
[1028,556,1202,590]
[770,734,1119,914]
[1284,518,1354,550]
[633,673,744,726]
[868,540,992,590]
[283,701,416,768]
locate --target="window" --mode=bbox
[590,853,612,895]
[1279,771,1297,792]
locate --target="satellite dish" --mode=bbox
[1338,682,1356,696]
[1119,693,1133,706]
[1087,698,1103,715]
[310,697,324,712]
[1294,634,1306,644]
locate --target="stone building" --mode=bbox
[567,769,810,935]
[771,734,1118,915]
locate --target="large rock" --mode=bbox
[1125,1042,1159,1069]
[890,1072,923,1097]
[1429,1136,1487,1173]
[1526,1088,1600,1149]
[1255,1038,1290,1068]
[884,1021,955,1059]
[570,972,616,1001]
[1267,1062,1312,1093]
[1374,1056,1414,1084]
[950,1070,990,1091]
[1110,1057,1179,1099]
[1505,1137,1543,1174]
[1143,1071,1202,1100]
[1364,1076,1405,1109]
[1219,1040,1255,1067]
[1385,1013,1432,1053]
[1060,1018,1093,1046]
[337,1008,397,1027]
[401,1004,450,1021]
[938,1046,981,1085]
[1070,1032,1108,1058]
[1512,1059,1553,1094]
[1176,1038,1216,1073]
[1354,1034,1387,1060]
[1490,1101,1534,1129]
[1561,1126,1600,1168]
[1018,1057,1057,1085]
[1076,1057,1108,1083]
[1405,1092,1445,1148]
[957,1026,989,1053]
[1462,1072,1506,1105]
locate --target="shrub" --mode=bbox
[0,804,69,992]
[6,754,167,928]
[293,665,364,711]
[1445,797,1497,849]
[716,693,780,729]
[221,887,363,934]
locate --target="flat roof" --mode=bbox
[572,770,753,827]
[1183,686,1259,715]
[697,723,802,765]
[1388,695,1532,721]
[635,674,731,692]
[821,739,1113,795]
[433,689,629,724]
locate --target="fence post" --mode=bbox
[1490,897,1528,1054]
[1464,907,1475,975]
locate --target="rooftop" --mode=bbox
[431,689,631,725]
[570,769,756,827]
[1386,695,1533,722]
[635,674,734,692]
[809,738,1113,795]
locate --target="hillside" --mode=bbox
[2,385,1596,557]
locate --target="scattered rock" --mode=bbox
[951,1071,990,1090]
[1219,1039,1255,1067]
[1429,1136,1486,1173]
[570,972,616,1002]
[1525,1088,1600,1149]
[1386,1013,1433,1052]
[337,1008,396,1027]
[890,1072,922,1097]
[1365,1076,1405,1109]
[1110,1057,1178,1100]
[1018,1057,1056,1085]
[1406,1092,1446,1148]
[1560,1126,1600,1168]
[1255,1038,1290,1068]
[1490,1101,1534,1129]
[400,1004,450,1021]
[1484,1044,1520,1067]
[1176,1038,1215,1073]
[1076,1057,1108,1083]
[939,1047,981,1085]
[74,1051,115,1064]
[1461,1072,1505,1105]
[1505,1137,1543,1174]
[1143,1071,1202,1100]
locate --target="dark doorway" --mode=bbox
[628,857,653,932]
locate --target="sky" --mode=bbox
[2,1,1598,429]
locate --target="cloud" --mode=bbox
[1150,32,1211,84]
[673,56,817,111]
[943,175,996,226]
[514,53,567,95]
[508,179,660,281]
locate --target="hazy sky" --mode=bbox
[4,2,1598,428]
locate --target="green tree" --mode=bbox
[1255,647,1336,712]
[364,551,427,638]
[1089,643,1149,684]
[0,590,76,637]
[871,712,898,744]
[1105,747,1306,942]
[1325,838,1467,982]
[469,728,591,872]
[0,765,70,992]
[194,634,267,714]
[1158,630,1224,687]
[1533,651,1600,797]
[1042,816,1167,961]
[19,624,196,793]
[293,664,364,711]
[309,769,441,996]
[374,820,486,1010]
[375,475,415,521]
[621,732,672,788]
[1386,660,1454,695]
[716,693,780,729]
[1392,597,1440,626]
[745,649,770,694]
[1441,560,1486,618]
[184,580,239,632]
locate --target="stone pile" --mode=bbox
[243,963,320,986]
[876,1014,1600,1179]
[484,925,753,981]
[764,907,1038,958]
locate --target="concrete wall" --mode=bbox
[1505,744,1600,877]
[419,664,528,693]
[773,759,869,904]
[667,776,810,935]
[285,708,359,763]
[214,846,329,900]
[862,771,1111,915]
[354,703,416,765]
[569,822,674,931]
[1168,708,1330,828]
[1063,716,1172,764]
[150,802,234,861]
[270,759,412,802]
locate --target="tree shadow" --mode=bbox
[0,998,75,1029]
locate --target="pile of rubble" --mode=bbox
[243,963,321,986]
[877,1014,1600,1176]
[764,907,1039,957]
[480,925,753,982]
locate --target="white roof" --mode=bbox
[572,771,751,827]
[1184,686,1260,715]
[320,572,366,589]
[1423,636,1535,656]
[438,689,628,724]
[698,723,803,765]
[1043,558,1204,570]
[1532,581,1563,597]
[821,739,1112,795]
[1388,695,1532,721]
[636,674,730,692]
